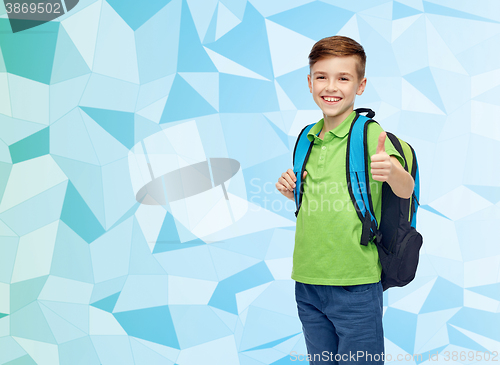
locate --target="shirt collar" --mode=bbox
[307,111,357,142]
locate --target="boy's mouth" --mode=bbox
[321,96,342,104]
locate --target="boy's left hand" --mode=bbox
[370,131,392,182]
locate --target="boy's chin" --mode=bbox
[323,108,353,119]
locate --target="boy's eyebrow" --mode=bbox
[313,71,354,77]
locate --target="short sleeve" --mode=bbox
[366,122,405,168]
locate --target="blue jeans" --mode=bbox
[295,280,384,364]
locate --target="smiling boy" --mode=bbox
[275,36,414,364]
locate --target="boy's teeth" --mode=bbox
[323,96,340,102]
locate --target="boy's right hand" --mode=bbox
[276,168,307,201]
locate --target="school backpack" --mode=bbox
[292,108,423,291]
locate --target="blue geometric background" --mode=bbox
[0,0,499,364]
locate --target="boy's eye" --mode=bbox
[340,77,349,81]
[317,76,325,79]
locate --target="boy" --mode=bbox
[275,36,414,364]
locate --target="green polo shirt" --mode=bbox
[291,111,405,286]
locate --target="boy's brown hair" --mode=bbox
[308,35,366,81]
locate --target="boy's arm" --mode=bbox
[370,132,414,199]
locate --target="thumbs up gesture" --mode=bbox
[370,131,392,182]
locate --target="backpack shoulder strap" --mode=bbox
[347,108,380,246]
[293,124,314,167]
[292,123,315,217]
[386,134,421,228]
[402,140,420,228]
[409,144,420,227]
[385,132,408,172]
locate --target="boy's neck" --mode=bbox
[321,108,354,137]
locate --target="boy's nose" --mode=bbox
[326,83,338,92]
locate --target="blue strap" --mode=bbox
[293,124,315,216]
[347,112,379,245]
[411,159,420,228]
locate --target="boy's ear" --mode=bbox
[356,77,367,96]
[307,74,312,93]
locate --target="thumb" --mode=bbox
[376,131,386,154]
[303,170,307,179]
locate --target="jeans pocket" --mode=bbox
[341,282,372,293]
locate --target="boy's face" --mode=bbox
[307,55,367,125]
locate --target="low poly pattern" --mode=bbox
[0,0,499,364]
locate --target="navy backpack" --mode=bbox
[292,108,423,291]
